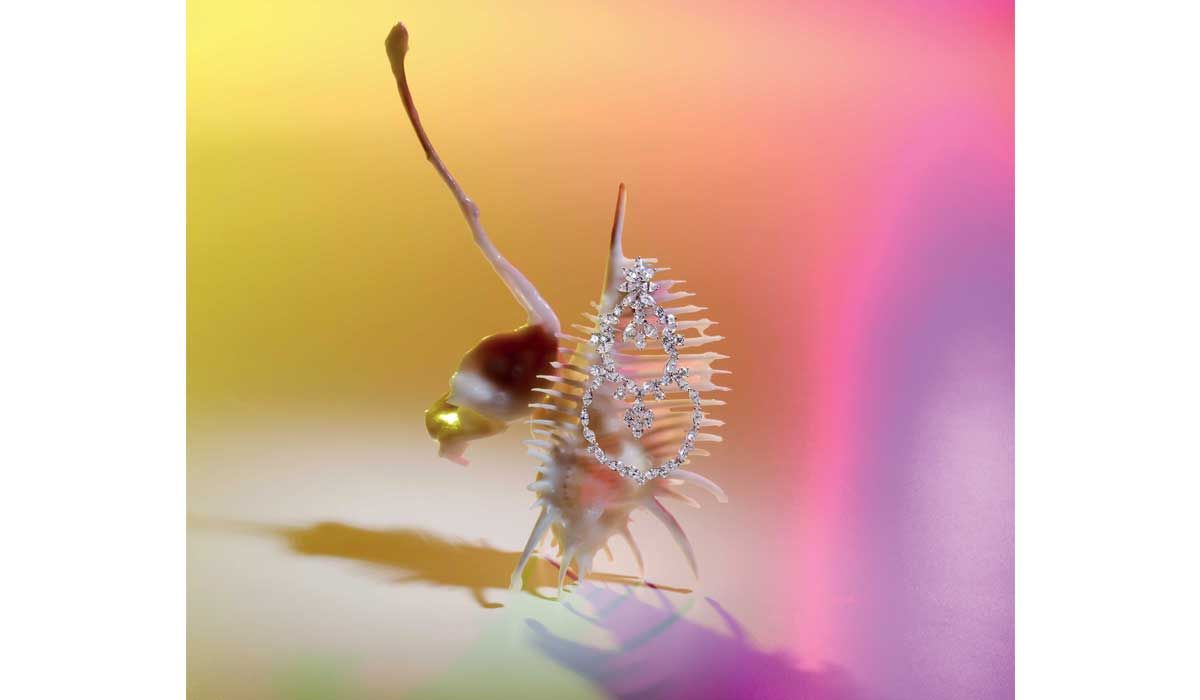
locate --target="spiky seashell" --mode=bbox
[386,23,728,595]
[511,185,730,594]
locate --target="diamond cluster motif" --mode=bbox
[579,257,704,484]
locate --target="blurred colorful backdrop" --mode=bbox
[188,1,1012,699]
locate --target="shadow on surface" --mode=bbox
[189,516,688,609]
[191,515,866,699]
[526,582,866,700]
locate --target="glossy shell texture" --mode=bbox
[386,23,728,596]
[510,188,729,594]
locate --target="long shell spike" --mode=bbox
[510,507,554,592]
[672,469,729,503]
[557,547,577,595]
[601,184,628,310]
[660,487,702,509]
[645,496,699,578]
[621,525,646,580]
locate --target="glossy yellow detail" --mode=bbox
[424,393,507,464]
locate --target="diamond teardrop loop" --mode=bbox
[577,257,705,484]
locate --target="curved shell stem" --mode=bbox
[385,23,559,333]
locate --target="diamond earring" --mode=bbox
[579,257,703,484]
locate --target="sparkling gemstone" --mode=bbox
[623,403,654,438]
[574,255,720,484]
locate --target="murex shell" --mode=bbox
[386,23,729,596]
